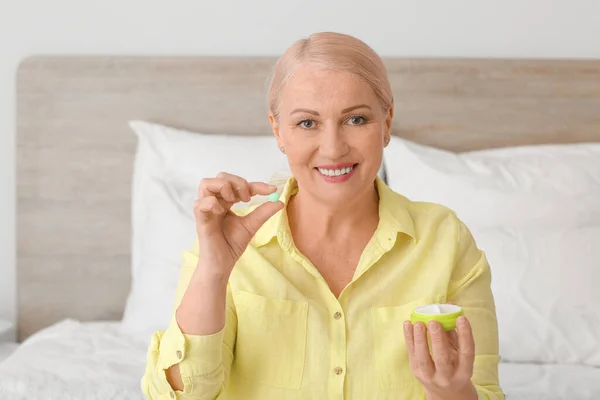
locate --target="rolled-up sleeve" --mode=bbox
[448,215,505,399]
[142,241,237,399]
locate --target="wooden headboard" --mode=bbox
[16,56,600,340]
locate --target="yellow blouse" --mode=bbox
[142,177,504,399]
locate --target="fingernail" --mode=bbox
[428,321,440,333]
[403,321,411,331]
[457,316,467,327]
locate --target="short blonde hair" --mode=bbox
[268,32,393,120]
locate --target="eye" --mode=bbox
[347,116,367,125]
[298,119,315,129]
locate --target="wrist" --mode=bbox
[426,383,478,400]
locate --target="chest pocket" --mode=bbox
[234,291,308,389]
[371,300,428,391]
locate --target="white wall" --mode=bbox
[2,0,600,340]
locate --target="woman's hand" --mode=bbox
[403,316,478,400]
[194,172,284,277]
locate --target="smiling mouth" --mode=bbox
[315,163,358,177]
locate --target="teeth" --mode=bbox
[318,166,354,177]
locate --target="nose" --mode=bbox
[319,122,349,160]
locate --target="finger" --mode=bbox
[198,178,237,203]
[456,316,475,378]
[413,322,435,380]
[241,200,284,235]
[428,321,455,378]
[403,321,415,357]
[248,182,278,196]
[194,197,226,223]
[448,329,459,351]
[216,173,252,202]
[403,321,419,373]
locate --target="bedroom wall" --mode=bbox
[1,0,600,340]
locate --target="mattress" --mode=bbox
[1,319,599,400]
[0,319,148,400]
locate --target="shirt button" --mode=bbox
[334,366,343,375]
[169,391,175,399]
[333,312,342,320]
[176,350,183,359]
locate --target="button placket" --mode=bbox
[328,302,347,399]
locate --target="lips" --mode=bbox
[315,162,356,170]
[317,165,355,177]
[315,163,358,183]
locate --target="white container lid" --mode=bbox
[413,304,462,315]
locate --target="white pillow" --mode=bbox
[384,138,600,366]
[385,140,600,229]
[122,121,290,338]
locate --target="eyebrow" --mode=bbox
[290,104,372,116]
[341,104,372,113]
[290,108,320,116]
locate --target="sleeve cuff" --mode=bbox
[158,316,226,378]
[475,387,506,400]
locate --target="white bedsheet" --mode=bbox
[500,362,600,400]
[0,343,18,364]
[0,319,148,400]
[1,319,599,399]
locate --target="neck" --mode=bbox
[288,182,380,239]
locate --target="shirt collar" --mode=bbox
[251,176,415,248]
[375,176,416,241]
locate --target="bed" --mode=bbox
[4,56,600,400]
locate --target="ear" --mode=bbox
[384,104,394,147]
[269,113,284,149]
[385,103,394,134]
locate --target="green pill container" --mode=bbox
[410,304,464,331]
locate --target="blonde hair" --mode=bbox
[268,32,393,120]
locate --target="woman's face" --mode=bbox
[270,65,392,205]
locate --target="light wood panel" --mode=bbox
[387,59,600,151]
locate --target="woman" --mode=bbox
[142,32,503,399]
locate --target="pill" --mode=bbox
[268,192,280,202]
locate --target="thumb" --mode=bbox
[242,201,284,236]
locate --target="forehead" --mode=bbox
[280,65,378,110]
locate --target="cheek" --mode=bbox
[351,126,384,150]
[288,151,313,168]
[355,131,385,170]
[282,139,315,165]
[281,131,314,154]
